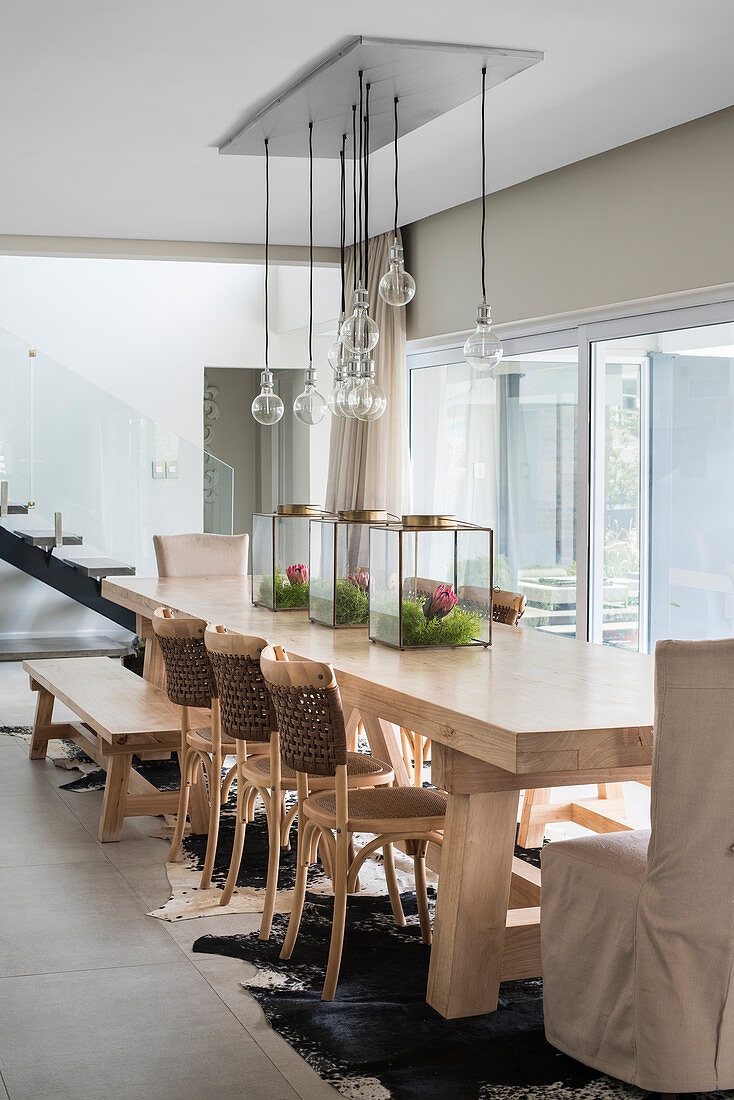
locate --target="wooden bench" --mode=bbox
[23,656,210,842]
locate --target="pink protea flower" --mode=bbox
[286,563,309,586]
[423,583,457,622]
[348,569,369,593]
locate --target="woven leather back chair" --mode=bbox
[152,607,233,887]
[153,532,249,578]
[492,588,527,626]
[261,644,446,1001]
[205,629,393,933]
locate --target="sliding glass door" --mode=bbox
[589,318,734,651]
[409,297,734,650]
[410,343,578,636]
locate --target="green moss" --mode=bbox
[258,570,309,609]
[335,579,369,625]
[400,599,482,647]
[310,578,369,626]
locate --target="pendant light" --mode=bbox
[252,138,285,425]
[378,97,415,307]
[463,66,503,373]
[326,136,349,416]
[336,104,361,419]
[340,74,379,359]
[294,122,327,425]
[348,83,386,422]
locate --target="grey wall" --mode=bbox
[403,106,734,340]
[204,367,316,543]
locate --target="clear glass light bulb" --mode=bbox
[378,243,416,307]
[336,375,358,418]
[464,302,503,373]
[251,370,284,425]
[341,286,379,354]
[347,360,386,422]
[327,336,342,372]
[293,369,326,426]
[326,383,344,417]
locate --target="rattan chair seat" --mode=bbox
[305,784,447,832]
[242,750,393,791]
[187,726,238,753]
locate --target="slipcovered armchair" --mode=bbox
[153,532,248,577]
[541,638,734,1095]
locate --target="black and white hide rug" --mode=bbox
[193,894,733,1100]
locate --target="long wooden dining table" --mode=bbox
[102,574,655,1020]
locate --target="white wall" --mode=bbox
[0,255,339,637]
[0,256,267,444]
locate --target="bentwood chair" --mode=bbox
[541,639,734,1095]
[260,644,447,1001]
[153,532,249,578]
[205,627,394,935]
[401,587,527,787]
[152,607,237,886]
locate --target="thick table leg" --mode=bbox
[358,711,410,787]
[29,686,55,760]
[427,788,520,1019]
[99,754,133,842]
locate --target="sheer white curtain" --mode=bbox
[325,231,412,517]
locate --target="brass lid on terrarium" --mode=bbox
[401,514,458,529]
[338,509,388,523]
[276,504,325,517]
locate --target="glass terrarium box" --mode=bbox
[309,510,392,629]
[252,505,335,611]
[368,515,494,649]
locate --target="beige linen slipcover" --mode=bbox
[153,533,248,578]
[541,638,734,1094]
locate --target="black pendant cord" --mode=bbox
[339,135,346,319]
[308,121,314,367]
[393,96,399,243]
[480,65,487,304]
[357,72,364,287]
[351,104,357,295]
[264,137,269,369]
[364,82,370,291]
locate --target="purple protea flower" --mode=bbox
[348,569,369,593]
[286,563,309,586]
[423,583,458,622]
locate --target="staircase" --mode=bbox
[0,487,137,633]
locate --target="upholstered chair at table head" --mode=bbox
[541,637,734,1095]
[153,532,249,577]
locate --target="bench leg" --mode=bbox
[29,686,55,760]
[99,754,133,842]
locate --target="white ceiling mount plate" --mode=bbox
[219,36,543,159]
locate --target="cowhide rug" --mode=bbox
[193,892,731,1100]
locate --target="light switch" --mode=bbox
[166,461,178,479]
[151,461,165,479]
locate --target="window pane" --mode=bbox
[410,348,578,636]
[592,320,734,651]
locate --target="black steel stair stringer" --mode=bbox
[0,527,135,631]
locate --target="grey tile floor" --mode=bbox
[0,663,338,1100]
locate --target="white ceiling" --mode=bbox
[2,0,734,248]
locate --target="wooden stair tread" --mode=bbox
[61,557,135,578]
[0,635,129,661]
[23,656,187,741]
[15,529,83,547]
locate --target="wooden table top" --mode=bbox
[103,575,655,775]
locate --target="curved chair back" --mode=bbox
[153,533,249,577]
[260,644,347,776]
[491,588,526,626]
[151,606,215,708]
[204,626,276,743]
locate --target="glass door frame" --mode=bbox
[407,326,584,635]
[582,298,734,650]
